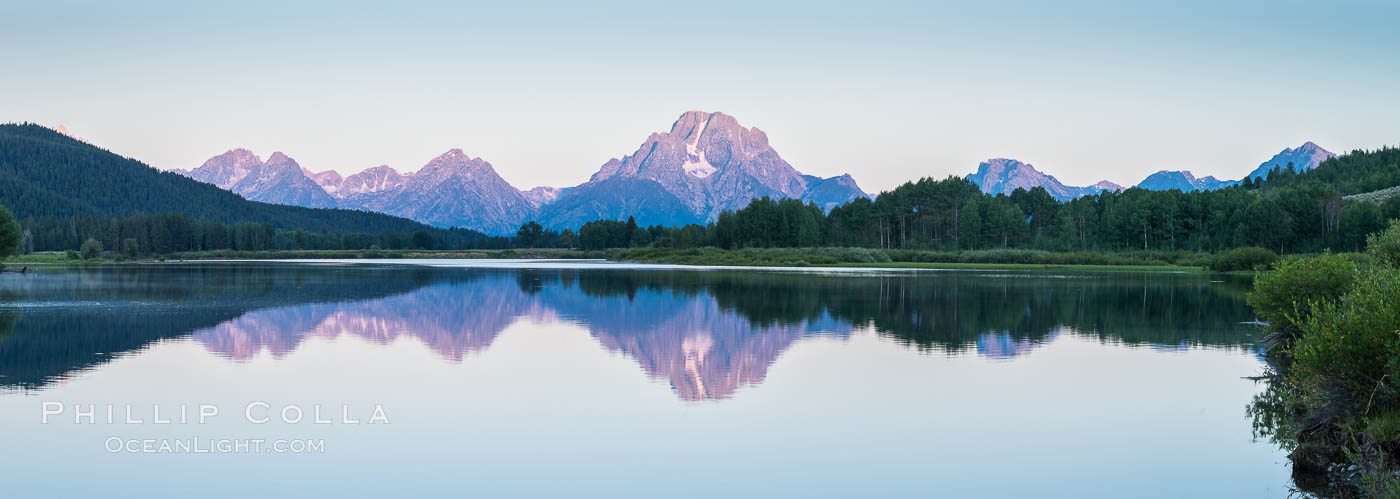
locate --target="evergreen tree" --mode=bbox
[0,205,21,258]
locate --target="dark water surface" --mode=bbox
[0,261,1289,497]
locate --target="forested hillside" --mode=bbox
[0,124,462,234]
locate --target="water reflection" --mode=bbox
[191,277,545,361]
[0,264,1259,400]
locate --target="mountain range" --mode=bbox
[178,111,870,234]
[1245,141,1337,180]
[966,141,1336,200]
[182,149,338,208]
[966,159,1123,201]
[536,111,868,229]
[170,112,1337,232]
[1134,170,1237,191]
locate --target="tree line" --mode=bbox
[13,212,482,256]
[558,146,1400,253]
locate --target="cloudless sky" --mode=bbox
[2,0,1397,192]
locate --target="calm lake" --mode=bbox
[0,261,1291,497]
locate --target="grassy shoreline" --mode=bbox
[3,248,607,264]
[608,247,1228,271]
[1,247,1278,273]
[823,261,1201,272]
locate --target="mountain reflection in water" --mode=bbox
[0,264,1258,400]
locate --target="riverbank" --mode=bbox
[3,248,608,264]
[2,246,1296,274]
[610,247,1220,270]
[1245,223,1400,496]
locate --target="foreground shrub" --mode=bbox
[1291,266,1400,418]
[1209,246,1278,272]
[1248,249,1400,495]
[79,238,103,259]
[1246,253,1357,351]
[830,247,890,263]
[958,248,1049,264]
[1367,219,1400,268]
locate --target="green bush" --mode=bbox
[958,248,1049,264]
[1246,253,1357,350]
[1291,266,1400,416]
[1208,246,1278,272]
[64,249,80,260]
[1367,411,1400,443]
[79,238,103,259]
[1179,255,1214,268]
[831,247,890,263]
[1367,219,1400,268]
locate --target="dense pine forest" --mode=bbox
[15,212,494,255]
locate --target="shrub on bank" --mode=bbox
[831,247,890,263]
[1245,253,1357,352]
[79,238,103,259]
[1367,219,1400,268]
[1209,246,1278,272]
[1291,266,1400,416]
[957,248,1049,264]
[1248,230,1400,494]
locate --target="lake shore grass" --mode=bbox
[609,247,1217,271]
[2,248,608,265]
[823,261,1199,272]
[1,246,1307,274]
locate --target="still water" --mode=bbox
[0,261,1290,497]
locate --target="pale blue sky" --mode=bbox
[2,0,1397,192]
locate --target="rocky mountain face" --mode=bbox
[1091,180,1125,192]
[970,142,1333,197]
[1134,170,1237,191]
[232,152,339,208]
[185,148,532,234]
[333,165,410,197]
[539,177,707,229]
[536,111,868,229]
[345,149,535,235]
[183,149,338,208]
[184,148,263,188]
[1128,142,1331,191]
[799,174,868,210]
[1245,141,1336,180]
[966,158,1119,201]
[520,186,562,208]
[303,169,344,195]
